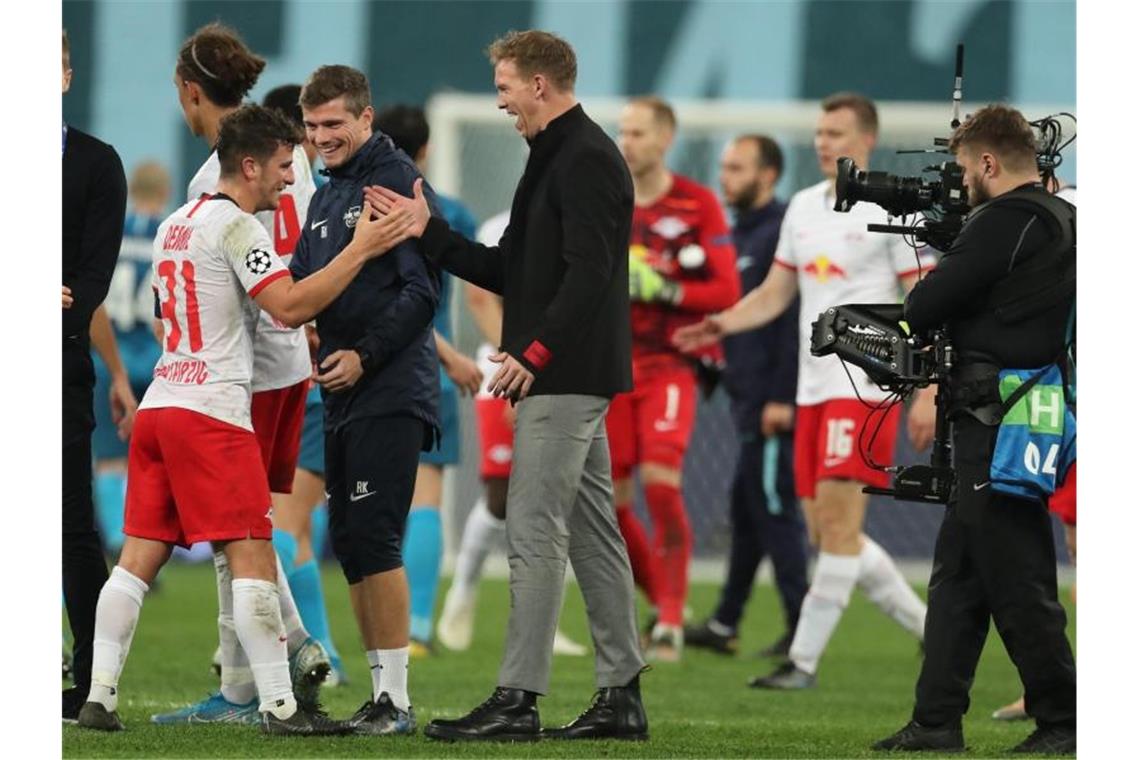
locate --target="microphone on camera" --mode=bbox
[951,43,964,129]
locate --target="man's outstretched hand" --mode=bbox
[672,314,728,353]
[363,178,431,240]
[350,202,417,259]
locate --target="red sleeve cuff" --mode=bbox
[773,258,797,272]
[522,340,553,371]
[248,269,290,298]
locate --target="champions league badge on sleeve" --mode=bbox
[245,248,273,275]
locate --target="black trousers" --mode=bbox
[712,432,808,633]
[913,417,1075,728]
[63,367,109,695]
[325,415,426,584]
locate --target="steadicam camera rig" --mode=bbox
[811,305,955,504]
[809,44,1076,505]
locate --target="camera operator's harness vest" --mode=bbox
[949,188,1076,501]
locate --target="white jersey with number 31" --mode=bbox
[142,196,291,430]
[187,146,313,391]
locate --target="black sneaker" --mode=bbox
[349,692,416,735]
[62,687,85,723]
[1010,724,1076,754]
[872,720,965,752]
[754,631,794,659]
[748,660,816,690]
[543,674,648,741]
[77,701,124,732]
[424,687,540,742]
[260,703,353,736]
[684,618,738,656]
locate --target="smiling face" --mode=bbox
[246,142,295,212]
[302,97,374,169]
[494,59,543,139]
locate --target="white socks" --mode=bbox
[452,498,505,594]
[232,578,296,719]
[213,551,255,705]
[215,550,310,706]
[789,552,860,675]
[275,554,309,654]
[857,536,927,640]
[88,567,150,712]
[367,647,411,711]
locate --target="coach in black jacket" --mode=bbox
[370,31,647,743]
[62,32,128,721]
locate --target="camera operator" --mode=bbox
[874,104,1076,755]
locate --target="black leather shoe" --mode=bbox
[872,720,964,752]
[543,674,648,741]
[424,687,540,742]
[1010,723,1076,754]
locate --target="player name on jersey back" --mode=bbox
[142,196,291,430]
[774,180,934,405]
[187,147,313,391]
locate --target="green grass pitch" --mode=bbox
[63,562,1075,757]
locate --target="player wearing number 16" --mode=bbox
[674,93,934,691]
[77,104,411,735]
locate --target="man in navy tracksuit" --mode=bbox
[292,65,440,735]
[685,135,809,660]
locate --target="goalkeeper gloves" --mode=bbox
[629,254,682,305]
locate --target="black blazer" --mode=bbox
[420,104,634,398]
[62,126,127,434]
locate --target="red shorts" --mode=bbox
[124,407,273,547]
[606,361,698,479]
[793,398,901,499]
[1049,461,1077,526]
[250,380,307,493]
[476,395,514,480]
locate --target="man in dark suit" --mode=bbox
[62,29,128,722]
[368,30,648,743]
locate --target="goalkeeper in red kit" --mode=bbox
[608,97,740,661]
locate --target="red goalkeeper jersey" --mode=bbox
[629,174,739,363]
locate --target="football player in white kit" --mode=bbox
[152,23,326,725]
[77,104,414,734]
[676,93,935,690]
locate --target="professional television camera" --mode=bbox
[832,45,1075,253]
[809,45,1075,505]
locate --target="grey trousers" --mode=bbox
[497,394,646,695]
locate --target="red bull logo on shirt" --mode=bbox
[804,255,848,282]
